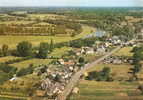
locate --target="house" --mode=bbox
[112,59,122,64]
[96,46,106,54]
[58,59,75,66]
[104,42,112,47]
[86,48,94,54]
[74,49,81,56]
[81,47,94,54]
[64,60,75,66]
[72,87,79,94]
[10,77,18,82]
[58,59,65,65]
[36,90,46,97]
[9,74,18,82]
[108,36,122,45]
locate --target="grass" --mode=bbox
[112,46,133,57]
[0,21,34,25]
[87,64,133,81]
[8,46,71,69]
[69,63,142,100]
[28,14,66,19]
[49,46,72,58]
[0,25,94,49]
[0,97,24,100]
[69,80,141,100]
[10,58,52,69]
[0,56,22,63]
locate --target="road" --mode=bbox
[57,46,122,100]
[57,39,135,100]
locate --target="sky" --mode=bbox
[0,0,143,7]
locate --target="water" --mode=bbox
[84,29,106,39]
[95,30,106,37]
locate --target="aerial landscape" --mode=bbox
[0,0,143,100]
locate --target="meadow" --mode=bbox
[87,64,133,81]
[0,56,22,63]
[69,80,142,100]
[0,97,23,100]
[112,46,133,57]
[69,63,143,100]
[9,58,52,69]
[0,25,94,49]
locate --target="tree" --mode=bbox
[17,41,32,57]
[78,57,85,64]
[101,67,111,76]
[0,64,17,84]
[16,64,34,77]
[133,63,142,75]
[86,67,111,81]
[49,39,54,52]
[133,51,143,64]
[138,85,143,94]
[37,42,49,59]
[1,44,9,56]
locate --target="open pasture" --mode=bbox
[10,58,52,69]
[87,64,133,81]
[112,46,133,57]
[69,80,141,100]
[0,56,22,63]
[0,25,94,49]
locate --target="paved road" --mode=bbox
[57,46,122,100]
[57,39,135,100]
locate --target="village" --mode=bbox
[19,29,142,99]
[0,6,143,100]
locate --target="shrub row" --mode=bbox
[4,56,33,64]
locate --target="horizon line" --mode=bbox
[0,6,143,8]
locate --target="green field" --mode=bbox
[49,46,72,58]
[10,58,52,69]
[8,46,71,69]
[69,80,142,100]
[87,64,133,81]
[112,46,133,57]
[69,63,143,100]
[0,97,25,100]
[0,25,95,49]
[0,56,22,63]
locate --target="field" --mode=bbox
[69,63,143,100]
[49,46,72,58]
[0,25,94,49]
[10,58,52,69]
[0,56,22,63]
[8,46,71,69]
[69,80,142,100]
[28,14,66,20]
[0,97,24,100]
[112,46,133,57]
[68,62,143,100]
[0,21,34,25]
[87,64,133,81]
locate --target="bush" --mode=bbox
[78,57,85,64]
[37,42,49,59]
[16,64,34,77]
[0,64,17,84]
[86,67,111,81]
[17,41,32,57]
[1,44,9,56]
[0,63,17,73]
[5,56,32,64]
